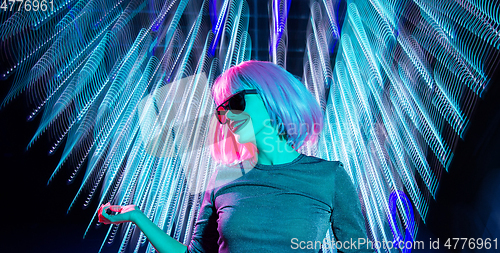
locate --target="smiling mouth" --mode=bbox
[230,119,247,132]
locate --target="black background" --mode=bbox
[2,62,500,253]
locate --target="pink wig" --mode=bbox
[210,61,323,165]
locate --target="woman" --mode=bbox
[99,61,370,253]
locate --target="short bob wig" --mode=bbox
[209,60,323,165]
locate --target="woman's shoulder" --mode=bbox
[296,155,348,181]
[308,157,354,186]
[301,154,344,170]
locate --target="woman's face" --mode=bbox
[224,93,274,145]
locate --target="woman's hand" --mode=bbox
[98,202,140,225]
[98,202,188,253]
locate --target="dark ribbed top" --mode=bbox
[187,154,371,253]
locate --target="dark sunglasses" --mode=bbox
[215,89,258,124]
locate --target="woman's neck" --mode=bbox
[255,134,301,165]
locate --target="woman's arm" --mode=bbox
[132,211,187,253]
[99,204,187,253]
[330,163,374,253]
[99,169,220,253]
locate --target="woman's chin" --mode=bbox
[234,134,246,144]
[234,132,253,144]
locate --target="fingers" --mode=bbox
[98,203,122,224]
[99,210,122,224]
[103,213,122,224]
[97,203,136,225]
[120,205,137,213]
[98,203,112,224]
[108,205,123,212]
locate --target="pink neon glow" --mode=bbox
[98,202,137,224]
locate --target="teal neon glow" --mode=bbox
[269,0,290,66]
[1,0,499,252]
